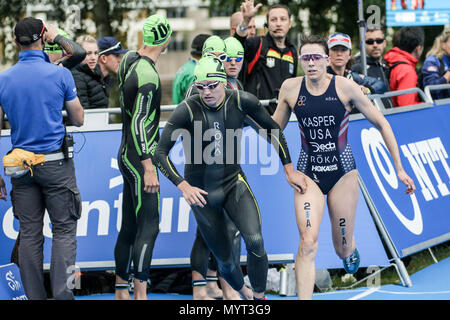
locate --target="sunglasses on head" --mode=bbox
[195,81,220,91]
[365,38,384,45]
[226,56,243,62]
[99,42,121,55]
[205,53,227,62]
[299,53,328,62]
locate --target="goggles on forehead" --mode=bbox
[226,56,243,62]
[299,53,328,62]
[195,81,220,91]
[205,52,227,62]
[99,41,122,55]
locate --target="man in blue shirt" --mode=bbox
[0,17,84,300]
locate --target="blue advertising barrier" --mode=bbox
[349,103,450,257]
[0,120,390,270]
[0,264,27,300]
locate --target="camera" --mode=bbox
[62,134,74,159]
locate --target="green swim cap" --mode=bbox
[194,56,227,83]
[143,14,172,47]
[224,37,244,58]
[44,28,70,53]
[202,35,226,56]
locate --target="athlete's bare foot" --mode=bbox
[193,285,215,300]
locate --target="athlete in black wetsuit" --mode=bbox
[155,56,305,300]
[113,14,172,300]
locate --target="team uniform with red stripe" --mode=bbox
[234,33,297,114]
[294,76,356,194]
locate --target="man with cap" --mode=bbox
[172,33,210,105]
[155,56,306,300]
[113,14,171,300]
[0,17,84,300]
[97,36,128,79]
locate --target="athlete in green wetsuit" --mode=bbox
[114,14,172,300]
[155,56,305,300]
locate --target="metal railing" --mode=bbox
[368,87,433,111]
[423,83,450,105]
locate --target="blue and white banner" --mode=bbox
[349,104,450,257]
[0,121,389,270]
[386,0,450,26]
[0,264,27,300]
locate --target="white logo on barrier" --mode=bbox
[6,271,21,292]
[361,128,423,235]
[400,137,450,201]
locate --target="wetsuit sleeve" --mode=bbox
[154,103,190,186]
[55,35,86,69]
[130,60,161,161]
[239,91,292,165]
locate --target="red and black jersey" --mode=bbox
[235,32,297,103]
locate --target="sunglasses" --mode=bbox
[195,81,220,91]
[226,56,243,62]
[205,53,227,62]
[299,53,328,62]
[365,38,384,45]
[99,42,122,55]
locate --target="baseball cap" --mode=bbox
[44,28,70,53]
[143,14,172,47]
[98,37,128,55]
[191,34,210,57]
[224,37,244,58]
[328,33,352,50]
[14,17,46,46]
[202,35,226,56]
[194,56,227,83]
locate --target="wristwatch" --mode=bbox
[238,24,248,31]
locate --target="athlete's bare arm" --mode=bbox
[273,77,302,130]
[336,77,416,194]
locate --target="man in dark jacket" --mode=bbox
[351,26,393,107]
[234,1,297,115]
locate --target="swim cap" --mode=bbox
[202,35,226,56]
[224,37,244,57]
[194,56,227,83]
[143,14,172,47]
[44,28,70,53]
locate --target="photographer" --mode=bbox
[0,17,84,300]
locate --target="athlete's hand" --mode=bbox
[240,0,263,23]
[0,175,7,201]
[178,181,208,208]
[397,169,415,195]
[44,24,59,44]
[143,169,160,193]
[284,164,307,194]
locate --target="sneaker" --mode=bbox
[342,248,360,274]
[254,296,267,300]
